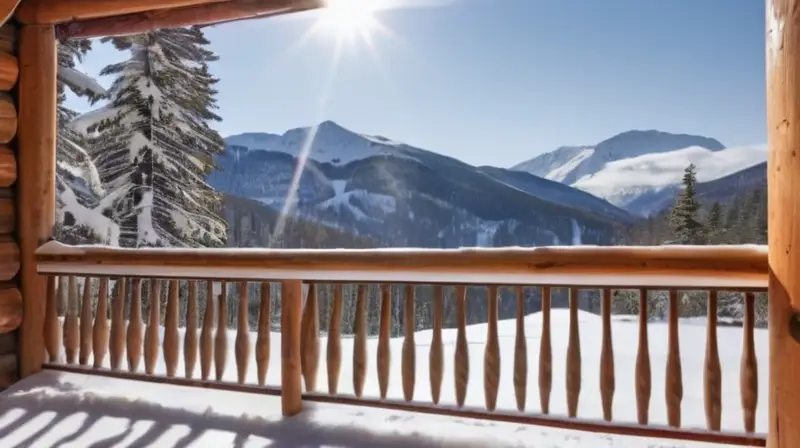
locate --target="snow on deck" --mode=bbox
[0,309,767,447]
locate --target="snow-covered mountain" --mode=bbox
[211,121,632,248]
[511,130,765,216]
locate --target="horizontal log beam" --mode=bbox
[57,0,323,40]
[0,1,20,28]
[0,285,21,333]
[0,93,16,144]
[0,189,14,234]
[0,51,17,91]
[0,236,18,281]
[15,0,230,25]
[35,241,769,288]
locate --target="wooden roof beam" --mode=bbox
[15,0,231,25]
[0,1,21,27]
[55,0,323,40]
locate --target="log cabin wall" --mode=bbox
[0,21,20,390]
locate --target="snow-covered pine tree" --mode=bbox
[55,37,119,245]
[83,27,227,248]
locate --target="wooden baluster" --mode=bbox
[64,276,79,364]
[281,280,303,416]
[92,277,109,368]
[353,284,367,397]
[430,284,444,404]
[513,286,527,412]
[600,288,615,422]
[301,282,319,391]
[377,284,391,399]
[200,280,215,380]
[636,288,652,425]
[255,282,271,386]
[484,286,501,411]
[454,285,469,407]
[144,279,161,375]
[235,281,251,384]
[215,281,228,381]
[666,289,683,428]
[402,284,416,402]
[184,281,198,379]
[326,284,342,394]
[127,279,143,372]
[79,277,93,366]
[163,279,180,378]
[741,291,758,433]
[109,278,126,370]
[44,276,60,363]
[566,287,581,418]
[540,286,553,414]
[705,290,722,431]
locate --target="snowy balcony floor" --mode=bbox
[0,370,735,448]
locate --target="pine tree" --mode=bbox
[669,163,706,244]
[84,28,227,248]
[706,202,722,244]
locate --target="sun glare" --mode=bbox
[319,0,379,38]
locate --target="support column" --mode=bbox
[17,24,56,377]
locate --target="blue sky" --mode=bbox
[66,0,765,167]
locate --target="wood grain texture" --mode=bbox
[352,284,367,398]
[17,24,55,377]
[484,286,500,411]
[63,276,78,364]
[36,243,769,288]
[280,280,302,416]
[704,290,722,431]
[0,147,16,187]
[429,285,444,404]
[0,51,17,90]
[78,277,93,365]
[183,281,198,378]
[92,277,109,368]
[55,0,322,39]
[234,281,250,384]
[214,281,228,381]
[255,282,271,386]
[635,288,652,425]
[109,278,126,370]
[144,279,160,374]
[163,279,180,377]
[599,288,615,422]
[377,284,391,399]
[539,286,552,414]
[513,286,527,412]
[766,2,800,445]
[325,284,342,394]
[16,0,227,24]
[126,278,142,372]
[454,285,469,408]
[740,292,758,433]
[300,282,319,391]
[565,288,581,418]
[200,281,214,380]
[402,284,415,402]
[0,284,21,333]
[665,289,683,428]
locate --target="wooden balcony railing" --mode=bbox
[33,241,769,446]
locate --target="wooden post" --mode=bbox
[767,1,800,446]
[16,24,56,377]
[281,280,302,416]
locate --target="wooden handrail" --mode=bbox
[35,241,768,288]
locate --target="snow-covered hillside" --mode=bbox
[214,121,631,248]
[3,309,766,447]
[511,130,765,216]
[573,144,767,215]
[512,130,725,186]
[225,120,421,166]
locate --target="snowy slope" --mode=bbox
[213,121,629,248]
[3,309,765,447]
[225,120,421,166]
[573,144,767,215]
[512,130,725,186]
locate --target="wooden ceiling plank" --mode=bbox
[15,0,232,25]
[56,0,322,40]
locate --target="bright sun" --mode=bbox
[318,0,379,38]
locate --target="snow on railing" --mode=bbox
[34,240,769,288]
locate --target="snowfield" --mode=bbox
[0,308,766,447]
[572,144,767,208]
